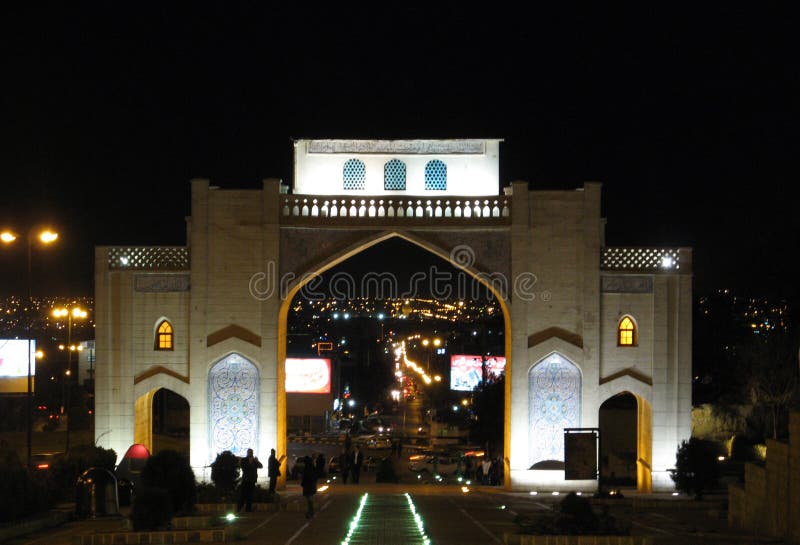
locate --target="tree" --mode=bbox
[469,374,505,453]
[210,450,240,500]
[670,438,720,499]
[739,331,800,440]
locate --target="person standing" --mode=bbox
[267,448,285,495]
[481,457,492,485]
[351,445,363,484]
[300,455,318,518]
[315,453,326,479]
[238,448,263,512]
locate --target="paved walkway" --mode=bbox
[3,484,786,545]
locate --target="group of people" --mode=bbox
[460,454,503,485]
[236,447,284,513]
[336,444,364,484]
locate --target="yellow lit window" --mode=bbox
[155,321,174,351]
[618,316,636,346]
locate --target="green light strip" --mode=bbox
[404,492,432,545]
[340,493,369,545]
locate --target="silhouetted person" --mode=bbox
[315,453,326,479]
[267,448,285,495]
[351,446,363,484]
[301,455,318,518]
[339,449,351,484]
[238,448,262,512]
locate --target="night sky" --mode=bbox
[1,5,797,301]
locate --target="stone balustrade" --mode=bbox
[279,194,511,222]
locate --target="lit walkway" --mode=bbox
[338,493,429,545]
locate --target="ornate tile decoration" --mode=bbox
[208,354,259,458]
[529,353,581,466]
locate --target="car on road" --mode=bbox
[29,451,64,471]
[408,453,461,476]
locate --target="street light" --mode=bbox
[52,306,87,452]
[1,227,59,467]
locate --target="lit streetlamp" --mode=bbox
[1,227,59,467]
[52,306,87,452]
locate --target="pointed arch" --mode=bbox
[528,352,582,467]
[277,230,512,486]
[208,353,260,458]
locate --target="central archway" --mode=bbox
[276,231,513,487]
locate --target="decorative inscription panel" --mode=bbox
[308,139,485,155]
[600,275,653,293]
[529,353,581,466]
[134,274,190,292]
[208,354,259,458]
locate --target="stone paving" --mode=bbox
[2,484,788,545]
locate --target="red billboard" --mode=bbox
[285,358,331,394]
[450,355,505,391]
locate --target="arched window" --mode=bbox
[384,159,406,190]
[155,320,174,351]
[343,158,366,190]
[618,316,637,346]
[424,159,447,190]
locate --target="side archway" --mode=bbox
[599,390,652,492]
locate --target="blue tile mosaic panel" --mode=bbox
[529,353,581,465]
[384,159,406,190]
[343,158,366,190]
[424,159,447,190]
[208,353,259,458]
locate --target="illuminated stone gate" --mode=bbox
[94,139,692,491]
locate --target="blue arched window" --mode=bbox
[343,158,366,190]
[528,353,581,466]
[424,159,447,190]
[384,159,406,190]
[208,353,259,458]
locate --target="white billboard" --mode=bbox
[0,339,36,393]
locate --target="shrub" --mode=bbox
[50,444,117,502]
[131,486,173,530]
[0,454,52,522]
[141,449,197,515]
[210,450,240,499]
[670,438,721,499]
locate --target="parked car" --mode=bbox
[408,453,460,476]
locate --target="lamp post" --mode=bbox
[1,228,58,467]
[53,306,87,452]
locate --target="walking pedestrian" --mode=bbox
[481,457,492,485]
[300,455,318,518]
[237,448,263,512]
[351,445,363,484]
[267,448,285,495]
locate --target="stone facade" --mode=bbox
[729,411,800,543]
[94,139,692,490]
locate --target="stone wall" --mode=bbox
[729,410,800,543]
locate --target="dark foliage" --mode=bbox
[141,449,197,515]
[515,493,628,535]
[50,444,117,501]
[671,438,721,499]
[469,374,505,451]
[131,486,174,531]
[0,446,52,522]
[210,450,240,499]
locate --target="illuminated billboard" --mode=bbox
[285,358,331,394]
[0,339,36,394]
[450,355,505,391]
